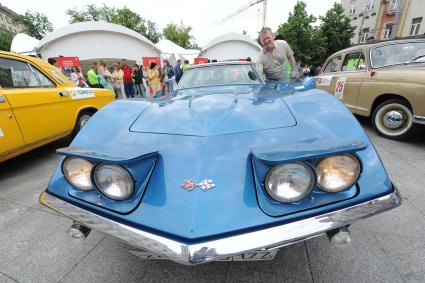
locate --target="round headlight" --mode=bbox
[316,155,361,192]
[94,164,134,200]
[63,157,94,191]
[265,162,315,203]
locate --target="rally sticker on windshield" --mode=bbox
[66,88,95,100]
[335,77,347,99]
[317,75,333,86]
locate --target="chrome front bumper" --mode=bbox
[413,115,425,125]
[40,189,401,265]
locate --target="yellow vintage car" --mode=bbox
[317,38,425,140]
[0,51,115,162]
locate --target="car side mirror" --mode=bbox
[248,71,257,81]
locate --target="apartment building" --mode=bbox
[341,0,380,44]
[0,3,22,34]
[342,0,425,44]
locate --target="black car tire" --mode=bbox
[372,99,423,140]
[72,110,95,137]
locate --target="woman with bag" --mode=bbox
[70,66,88,88]
[98,60,114,91]
[148,62,161,98]
[112,64,126,99]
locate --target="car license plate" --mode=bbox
[129,249,278,262]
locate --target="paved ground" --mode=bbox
[0,118,424,283]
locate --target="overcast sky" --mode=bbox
[1,0,338,47]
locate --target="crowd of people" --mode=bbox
[81,58,191,99]
[48,57,191,99]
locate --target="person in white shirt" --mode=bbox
[256,27,299,82]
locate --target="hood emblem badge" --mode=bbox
[181,179,215,192]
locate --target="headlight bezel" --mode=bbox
[264,161,316,203]
[93,163,135,201]
[315,154,362,193]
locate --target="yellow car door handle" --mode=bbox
[58,92,68,97]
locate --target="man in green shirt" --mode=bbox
[182,60,192,73]
[87,62,100,88]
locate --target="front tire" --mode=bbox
[372,99,422,140]
[72,110,95,137]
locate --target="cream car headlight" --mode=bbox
[94,164,134,200]
[265,162,315,203]
[63,157,94,191]
[316,155,361,192]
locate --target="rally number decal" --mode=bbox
[334,78,347,99]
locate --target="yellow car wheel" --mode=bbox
[72,110,96,137]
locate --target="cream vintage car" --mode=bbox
[317,38,425,140]
[0,51,115,162]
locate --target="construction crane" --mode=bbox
[221,0,268,28]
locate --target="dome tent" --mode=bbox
[35,21,161,70]
[199,33,262,62]
[10,33,39,55]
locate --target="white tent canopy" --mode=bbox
[35,21,161,66]
[155,39,199,65]
[199,33,262,62]
[10,33,39,55]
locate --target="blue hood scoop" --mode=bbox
[130,87,296,136]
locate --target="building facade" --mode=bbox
[0,3,21,34]
[342,0,425,44]
[342,0,380,44]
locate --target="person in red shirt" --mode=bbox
[121,59,134,98]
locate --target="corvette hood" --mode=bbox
[130,86,296,136]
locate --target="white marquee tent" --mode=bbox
[35,21,161,69]
[155,39,200,65]
[199,33,262,62]
[10,33,39,55]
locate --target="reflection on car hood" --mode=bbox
[130,85,296,136]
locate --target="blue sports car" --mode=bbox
[40,61,401,265]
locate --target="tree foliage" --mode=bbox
[12,11,53,40]
[316,3,355,63]
[0,31,13,51]
[163,22,199,49]
[275,1,355,66]
[276,1,316,64]
[66,5,161,43]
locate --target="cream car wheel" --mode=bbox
[372,99,416,140]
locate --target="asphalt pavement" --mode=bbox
[0,118,424,283]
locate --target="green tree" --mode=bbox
[12,11,53,40]
[316,3,355,64]
[276,1,316,64]
[66,5,162,43]
[163,22,199,49]
[0,31,13,51]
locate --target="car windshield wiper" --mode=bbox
[406,54,425,64]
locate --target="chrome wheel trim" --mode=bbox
[375,103,412,136]
[79,114,91,129]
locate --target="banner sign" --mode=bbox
[142,57,161,69]
[55,57,80,68]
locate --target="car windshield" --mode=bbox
[371,42,425,68]
[178,64,262,89]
